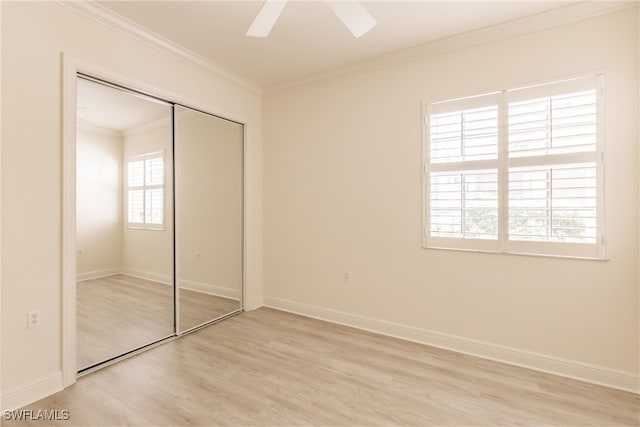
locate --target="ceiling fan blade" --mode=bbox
[246,0,288,37]
[326,1,376,38]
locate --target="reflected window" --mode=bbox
[127,151,165,229]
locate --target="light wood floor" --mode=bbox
[78,275,239,369]
[12,308,639,426]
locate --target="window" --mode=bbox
[127,151,165,230]
[424,75,604,259]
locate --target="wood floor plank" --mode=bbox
[7,307,639,426]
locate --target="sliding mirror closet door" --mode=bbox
[175,106,243,333]
[76,76,174,371]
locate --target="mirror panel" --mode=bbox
[76,77,174,370]
[175,106,243,332]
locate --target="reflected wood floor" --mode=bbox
[12,308,640,426]
[78,274,239,369]
[179,284,240,333]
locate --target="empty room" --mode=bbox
[0,0,638,425]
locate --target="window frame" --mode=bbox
[422,74,605,260]
[126,150,166,231]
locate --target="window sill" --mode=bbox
[423,244,608,261]
[127,225,165,231]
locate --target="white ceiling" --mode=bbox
[77,78,172,131]
[96,0,589,89]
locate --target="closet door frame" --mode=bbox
[62,55,251,388]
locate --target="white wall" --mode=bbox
[122,119,174,283]
[264,8,639,390]
[0,0,262,407]
[76,124,123,277]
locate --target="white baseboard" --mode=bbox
[1,372,63,412]
[122,267,172,285]
[264,296,640,394]
[179,279,240,301]
[77,267,123,282]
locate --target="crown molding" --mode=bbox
[122,109,200,137]
[57,0,636,98]
[57,1,262,95]
[77,119,122,136]
[122,116,172,137]
[265,1,638,96]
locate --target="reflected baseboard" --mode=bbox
[122,267,172,285]
[76,267,240,301]
[77,267,124,282]
[77,267,171,285]
[179,279,241,301]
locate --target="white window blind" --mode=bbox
[424,75,604,259]
[426,93,501,252]
[128,189,144,223]
[127,152,165,229]
[508,164,597,243]
[508,90,597,157]
[430,170,499,240]
[429,104,499,163]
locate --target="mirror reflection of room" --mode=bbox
[76,77,174,370]
[175,106,243,333]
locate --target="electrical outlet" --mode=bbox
[27,310,41,328]
[343,271,351,283]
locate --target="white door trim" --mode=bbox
[62,54,78,387]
